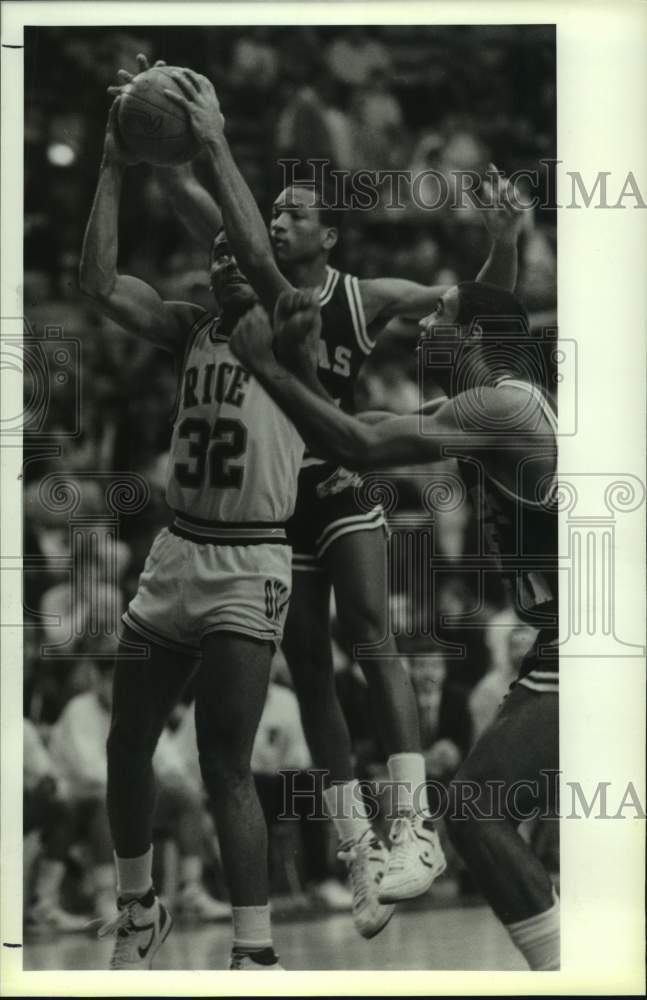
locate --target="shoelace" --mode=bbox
[338,837,374,907]
[96,903,136,939]
[97,901,148,969]
[387,815,416,874]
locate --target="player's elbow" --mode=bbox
[335,425,375,471]
[78,263,115,303]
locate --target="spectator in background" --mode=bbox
[229,27,278,94]
[325,27,391,91]
[350,67,405,171]
[24,718,89,932]
[409,653,471,782]
[274,73,356,174]
[469,613,537,741]
[49,658,226,923]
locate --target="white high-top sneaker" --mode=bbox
[97,891,172,969]
[379,813,447,903]
[338,828,396,939]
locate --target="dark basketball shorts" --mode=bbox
[286,462,387,573]
[516,627,559,693]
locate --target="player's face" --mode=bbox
[418,286,461,335]
[270,187,333,268]
[209,232,256,310]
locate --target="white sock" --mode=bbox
[504,889,560,970]
[323,779,372,844]
[114,846,153,900]
[179,855,202,890]
[35,859,65,906]
[387,753,429,815]
[232,904,273,950]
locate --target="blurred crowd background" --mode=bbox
[23,25,558,932]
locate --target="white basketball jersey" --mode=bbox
[165,314,304,530]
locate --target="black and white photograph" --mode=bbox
[1,1,645,994]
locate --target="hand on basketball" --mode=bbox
[273,289,321,380]
[163,69,225,144]
[475,163,527,243]
[230,305,274,372]
[101,99,141,167]
[106,52,166,97]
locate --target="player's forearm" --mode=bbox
[253,356,372,467]
[79,160,124,299]
[157,166,222,244]
[356,410,395,425]
[476,235,518,291]
[285,358,337,405]
[203,134,282,307]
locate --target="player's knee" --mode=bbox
[197,742,251,794]
[106,714,156,767]
[339,605,386,651]
[445,767,503,849]
[283,627,332,676]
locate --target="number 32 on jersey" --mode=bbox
[174,416,247,490]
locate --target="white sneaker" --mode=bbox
[379,813,447,903]
[28,900,89,934]
[177,884,230,923]
[97,893,173,969]
[230,947,283,970]
[338,829,395,939]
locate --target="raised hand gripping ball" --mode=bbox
[117,66,201,165]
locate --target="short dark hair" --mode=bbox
[456,281,530,337]
[290,178,345,232]
[455,282,547,387]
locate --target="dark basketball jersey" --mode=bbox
[301,266,374,470]
[455,380,558,631]
[318,265,375,413]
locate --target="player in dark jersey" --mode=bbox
[163,66,525,935]
[229,280,560,972]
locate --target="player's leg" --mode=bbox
[195,630,280,969]
[325,526,446,902]
[107,625,197,867]
[325,526,421,756]
[101,625,196,968]
[282,567,395,939]
[445,684,559,969]
[281,569,354,782]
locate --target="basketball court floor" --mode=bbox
[23,899,525,971]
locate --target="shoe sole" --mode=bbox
[356,903,396,940]
[145,910,174,970]
[378,860,447,903]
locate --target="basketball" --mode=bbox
[117,66,201,165]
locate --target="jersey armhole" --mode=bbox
[169,312,216,424]
[345,274,375,356]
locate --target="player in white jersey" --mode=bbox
[78,101,302,970]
